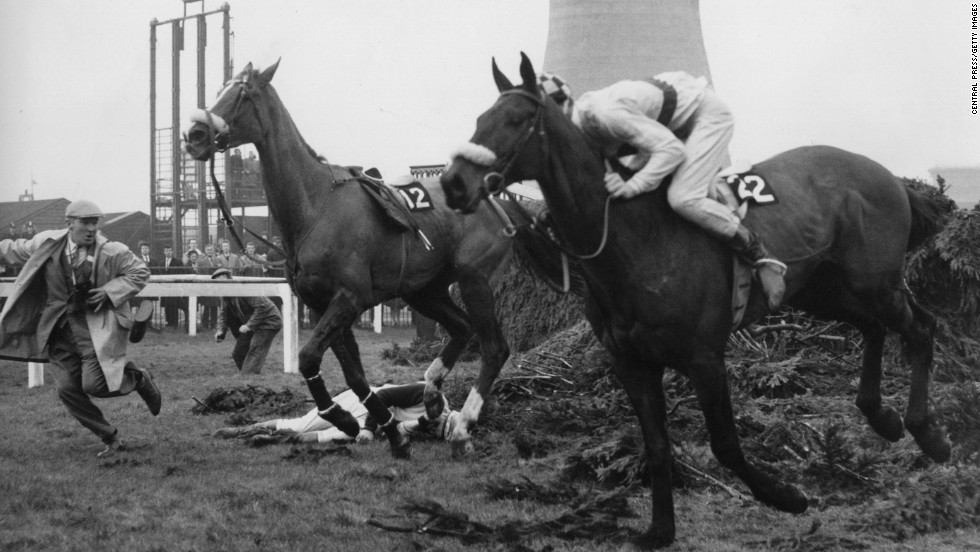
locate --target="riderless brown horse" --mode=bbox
[440,53,950,549]
[183,60,519,458]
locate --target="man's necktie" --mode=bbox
[73,246,92,285]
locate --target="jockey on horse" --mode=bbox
[536,72,787,309]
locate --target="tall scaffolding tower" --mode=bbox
[149,1,268,256]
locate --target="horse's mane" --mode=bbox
[301,138,329,164]
[255,74,329,166]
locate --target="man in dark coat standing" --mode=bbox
[212,269,282,374]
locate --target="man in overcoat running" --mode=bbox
[0,200,161,457]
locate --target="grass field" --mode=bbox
[2,323,979,551]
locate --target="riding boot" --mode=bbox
[728,225,787,310]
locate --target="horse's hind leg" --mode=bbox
[840,280,948,461]
[685,351,809,514]
[804,276,950,462]
[790,276,905,442]
[403,285,475,419]
[892,288,950,462]
[855,323,907,442]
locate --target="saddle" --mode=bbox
[348,167,434,251]
[610,155,777,330]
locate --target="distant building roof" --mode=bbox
[0,198,71,232]
[0,199,150,251]
[929,165,980,209]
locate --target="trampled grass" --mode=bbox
[2,325,979,551]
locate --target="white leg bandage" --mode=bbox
[424,358,450,386]
[460,387,484,425]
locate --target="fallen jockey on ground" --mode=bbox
[212,382,457,444]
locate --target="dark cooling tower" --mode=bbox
[542,0,713,94]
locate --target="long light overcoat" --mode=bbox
[0,229,150,391]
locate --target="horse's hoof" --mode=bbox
[768,484,809,514]
[386,433,411,460]
[389,439,411,460]
[751,478,809,514]
[423,395,445,421]
[450,437,473,460]
[909,424,952,463]
[324,407,360,437]
[867,406,905,442]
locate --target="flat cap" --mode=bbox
[65,200,104,218]
[210,268,233,279]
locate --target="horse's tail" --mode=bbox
[498,198,588,297]
[903,181,953,250]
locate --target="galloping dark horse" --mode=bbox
[440,53,950,549]
[183,60,517,458]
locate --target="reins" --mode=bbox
[207,157,288,267]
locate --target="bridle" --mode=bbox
[189,76,288,266]
[199,77,250,154]
[474,87,612,261]
[474,89,547,205]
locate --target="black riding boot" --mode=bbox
[728,225,787,310]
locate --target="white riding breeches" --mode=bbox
[667,89,740,239]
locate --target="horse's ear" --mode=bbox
[492,58,513,92]
[518,52,537,95]
[258,58,281,84]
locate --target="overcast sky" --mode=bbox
[1,1,978,213]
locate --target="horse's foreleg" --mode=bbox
[403,289,475,420]
[450,269,510,458]
[299,305,359,439]
[686,352,809,514]
[610,357,675,549]
[332,324,410,459]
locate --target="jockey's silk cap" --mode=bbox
[65,200,104,219]
[537,72,572,105]
[210,268,233,279]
